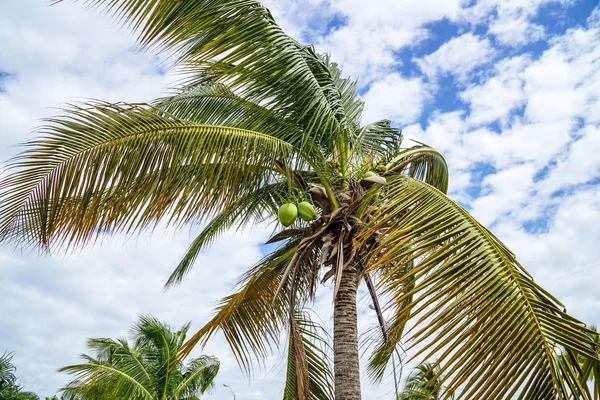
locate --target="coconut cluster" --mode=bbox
[278,201,317,227]
[277,171,384,227]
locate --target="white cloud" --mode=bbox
[458,0,563,45]
[415,33,495,81]
[403,112,473,196]
[488,7,546,45]
[361,73,432,124]
[314,0,464,83]
[537,125,600,196]
[460,55,530,125]
[0,0,175,159]
[469,162,537,225]
[523,22,600,124]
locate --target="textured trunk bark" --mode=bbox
[333,263,361,399]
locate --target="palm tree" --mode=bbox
[397,363,452,400]
[1,1,599,399]
[58,316,219,400]
[0,353,17,393]
[0,352,39,400]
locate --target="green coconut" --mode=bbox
[278,203,298,227]
[298,201,317,221]
[363,171,378,178]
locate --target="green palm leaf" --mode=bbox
[360,176,597,399]
[59,362,155,400]
[356,120,403,162]
[165,181,289,288]
[154,81,306,146]
[172,356,219,399]
[384,145,449,193]
[397,362,453,400]
[62,0,346,150]
[283,312,334,400]
[179,241,301,371]
[0,101,294,249]
[6,2,596,399]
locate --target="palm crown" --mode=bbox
[59,316,219,400]
[0,1,598,399]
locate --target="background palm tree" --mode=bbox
[0,353,17,394]
[397,363,452,400]
[0,352,39,400]
[1,1,599,399]
[59,316,219,400]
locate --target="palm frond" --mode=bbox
[173,356,220,399]
[359,176,598,400]
[154,81,306,147]
[283,312,335,400]
[364,271,411,386]
[571,325,600,396]
[60,316,218,400]
[356,120,403,162]
[320,55,363,131]
[0,101,294,250]
[165,181,289,288]
[385,145,449,194]
[76,336,156,398]
[58,362,155,400]
[62,0,346,151]
[178,241,300,371]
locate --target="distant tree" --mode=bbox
[397,363,453,400]
[59,316,219,400]
[0,353,17,392]
[0,352,39,400]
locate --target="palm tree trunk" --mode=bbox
[333,263,361,399]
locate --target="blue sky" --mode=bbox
[1,0,600,399]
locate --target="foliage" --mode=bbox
[0,353,17,392]
[557,325,600,398]
[0,352,39,400]
[59,316,219,400]
[1,0,598,399]
[397,363,453,400]
[0,389,39,400]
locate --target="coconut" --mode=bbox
[298,201,317,221]
[363,171,378,178]
[278,203,298,227]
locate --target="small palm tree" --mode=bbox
[0,352,39,400]
[397,363,452,400]
[59,316,219,400]
[0,353,17,393]
[1,1,599,399]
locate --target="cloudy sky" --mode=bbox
[1,0,600,398]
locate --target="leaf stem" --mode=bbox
[300,151,339,210]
